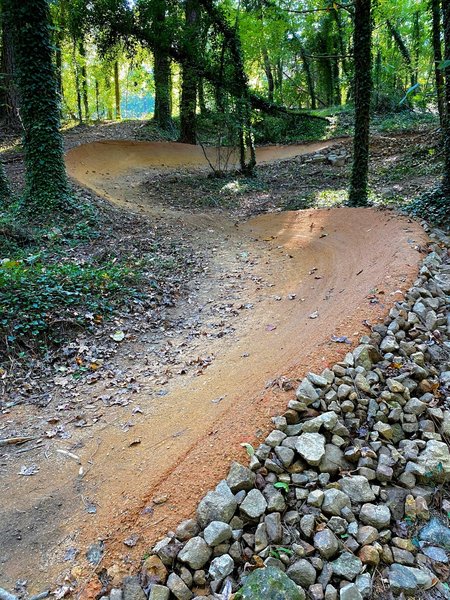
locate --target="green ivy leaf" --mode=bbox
[240,443,255,456]
[274,482,289,493]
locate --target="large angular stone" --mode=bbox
[314,529,339,559]
[287,559,317,587]
[178,537,212,570]
[166,573,193,600]
[295,433,326,466]
[235,566,303,599]
[296,378,319,404]
[226,462,256,492]
[240,489,267,519]
[388,564,433,594]
[338,476,375,503]
[203,521,232,547]
[359,504,391,529]
[331,553,362,581]
[352,345,381,370]
[197,481,237,528]
[322,489,352,516]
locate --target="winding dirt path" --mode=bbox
[0,140,426,595]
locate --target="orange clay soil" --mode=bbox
[0,140,426,596]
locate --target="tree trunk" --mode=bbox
[387,19,415,89]
[412,11,420,87]
[179,0,200,144]
[114,60,121,119]
[198,77,207,114]
[442,0,450,193]
[332,54,341,105]
[431,0,445,127]
[153,51,172,128]
[73,39,83,123]
[79,38,89,121]
[197,0,255,172]
[105,71,113,120]
[374,49,381,109]
[55,26,64,118]
[1,14,20,130]
[348,0,372,207]
[152,0,172,129]
[4,0,69,214]
[299,44,316,110]
[262,46,274,103]
[0,159,11,204]
[95,79,100,120]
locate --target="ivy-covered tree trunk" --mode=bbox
[348,0,372,207]
[152,0,172,129]
[153,51,172,128]
[442,0,450,195]
[432,0,445,128]
[1,14,20,130]
[179,0,200,144]
[0,159,11,204]
[4,0,69,213]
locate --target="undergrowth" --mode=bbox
[0,258,141,353]
[0,192,145,359]
[407,185,450,228]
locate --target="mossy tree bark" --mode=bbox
[348,0,372,207]
[4,0,69,214]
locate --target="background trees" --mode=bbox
[0,0,449,213]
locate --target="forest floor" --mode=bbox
[0,118,438,596]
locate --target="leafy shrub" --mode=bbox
[407,185,450,228]
[252,112,328,144]
[0,258,141,352]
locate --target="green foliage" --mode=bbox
[372,110,438,133]
[253,112,328,144]
[0,257,141,352]
[407,185,450,228]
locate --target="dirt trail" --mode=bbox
[0,140,426,595]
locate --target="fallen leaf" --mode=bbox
[110,330,125,342]
[124,534,139,547]
[331,335,352,344]
[18,464,39,476]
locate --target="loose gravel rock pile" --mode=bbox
[106,224,449,600]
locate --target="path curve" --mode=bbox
[0,140,426,593]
